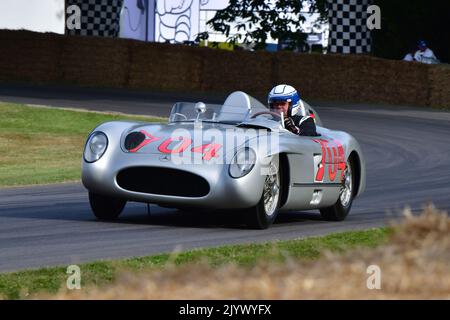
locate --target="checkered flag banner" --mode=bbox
[66,0,123,37]
[328,0,372,54]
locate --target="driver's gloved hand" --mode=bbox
[284,116,300,134]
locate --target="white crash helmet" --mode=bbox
[268,84,306,117]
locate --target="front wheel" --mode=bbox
[245,161,281,229]
[89,192,126,221]
[320,158,354,221]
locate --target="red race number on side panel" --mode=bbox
[313,139,346,182]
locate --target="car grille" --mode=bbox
[116,167,210,197]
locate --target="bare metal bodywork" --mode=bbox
[82,92,366,213]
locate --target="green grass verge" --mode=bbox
[0,227,390,299]
[0,102,164,187]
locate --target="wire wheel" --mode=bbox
[320,158,355,221]
[339,161,353,208]
[263,163,280,216]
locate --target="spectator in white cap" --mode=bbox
[414,40,439,64]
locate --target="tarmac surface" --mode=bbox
[1,83,449,272]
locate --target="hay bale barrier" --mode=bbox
[429,65,450,109]
[0,31,64,84]
[128,41,203,91]
[0,30,449,108]
[61,36,129,88]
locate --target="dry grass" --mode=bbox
[45,205,450,299]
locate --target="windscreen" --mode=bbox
[169,102,253,124]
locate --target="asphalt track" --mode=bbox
[1,84,449,272]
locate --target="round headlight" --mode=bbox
[84,132,108,163]
[229,148,256,178]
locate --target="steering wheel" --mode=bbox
[173,112,188,120]
[250,111,282,121]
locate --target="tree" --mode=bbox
[206,0,328,51]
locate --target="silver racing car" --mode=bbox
[82,91,366,229]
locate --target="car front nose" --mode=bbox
[82,149,265,210]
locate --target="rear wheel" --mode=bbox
[320,158,354,221]
[89,192,126,221]
[246,161,281,229]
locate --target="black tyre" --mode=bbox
[89,192,126,221]
[246,160,281,229]
[320,158,355,221]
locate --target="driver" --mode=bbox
[268,84,317,136]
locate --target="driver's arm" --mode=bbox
[297,116,318,136]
